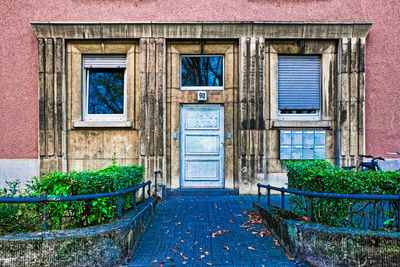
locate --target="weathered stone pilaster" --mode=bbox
[139,38,166,182]
[38,37,65,174]
[337,38,366,167]
[238,37,266,194]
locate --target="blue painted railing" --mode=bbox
[257,183,400,231]
[0,180,152,231]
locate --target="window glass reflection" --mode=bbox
[88,69,124,114]
[181,56,223,87]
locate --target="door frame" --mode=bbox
[180,104,225,188]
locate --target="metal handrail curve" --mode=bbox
[0,180,152,231]
[257,183,400,229]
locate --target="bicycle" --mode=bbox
[342,155,384,171]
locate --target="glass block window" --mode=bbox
[83,55,126,121]
[181,55,223,89]
[280,130,325,159]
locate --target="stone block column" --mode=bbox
[38,37,66,174]
[337,38,366,167]
[238,37,266,194]
[139,38,167,184]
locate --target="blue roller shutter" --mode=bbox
[278,56,321,110]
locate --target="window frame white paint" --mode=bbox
[82,55,128,122]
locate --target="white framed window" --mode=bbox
[180,55,224,90]
[280,130,325,160]
[278,56,321,121]
[82,55,127,121]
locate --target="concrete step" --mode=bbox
[167,188,239,196]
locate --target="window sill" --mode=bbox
[271,120,332,129]
[72,120,133,128]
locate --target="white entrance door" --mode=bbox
[180,105,224,188]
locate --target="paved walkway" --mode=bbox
[129,195,306,266]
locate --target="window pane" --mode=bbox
[88,69,124,114]
[181,56,223,87]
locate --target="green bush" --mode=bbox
[284,160,400,230]
[0,162,144,233]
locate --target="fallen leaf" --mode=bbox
[274,239,280,246]
[182,256,188,260]
[205,251,209,255]
[285,250,294,260]
[175,222,182,225]
[180,252,183,256]
[206,263,213,266]
[152,260,158,263]
[212,229,230,237]
[240,224,252,229]
[248,246,256,251]
[302,216,309,221]
[260,230,271,237]
[186,232,191,234]
[228,220,234,224]
[223,246,229,250]
[251,231,258,235]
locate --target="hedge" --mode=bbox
[0,161,144,234]
[284,160,400,230]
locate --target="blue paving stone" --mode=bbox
[128,195,306,267]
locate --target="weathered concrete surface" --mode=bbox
[253,202,400,267]
[0,199,157,267]
[0,159,39,187]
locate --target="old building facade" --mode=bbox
[1,1,399,194]
[28,22,369,193]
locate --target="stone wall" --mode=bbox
[253,202,400,266]
[0,199,156,267]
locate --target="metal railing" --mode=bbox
[257,183,400,231]
[0,180,152,231]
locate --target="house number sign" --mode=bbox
[197,91,207,101]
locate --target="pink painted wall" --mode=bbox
[0,0,399,159]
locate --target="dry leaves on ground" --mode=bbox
[259,229,271,237]
[223,246,229,250]
[212,229,230,237]
[247,212,262,224]
[248,246,256,250]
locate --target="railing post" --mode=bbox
[133,190,137,210]
[147,183,151,198]
[306,195,312,221]
[257,184,261,202]
[42,196,47,231]
[281,189,285,210]
[117,195,123,218]
[267,188,271,207]
[397,195,400,230]
[142,186,145,201]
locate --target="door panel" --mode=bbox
[180,105,224,188]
